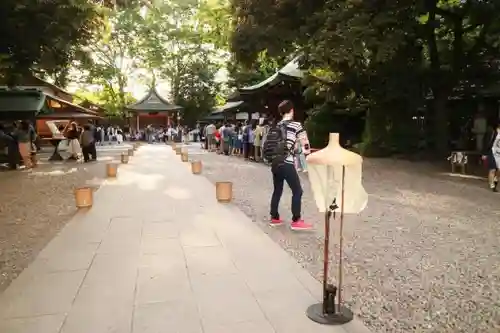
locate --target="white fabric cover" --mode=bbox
[308,162,367,214]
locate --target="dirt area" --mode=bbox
[0,144,130,292]
[187,145,500,333]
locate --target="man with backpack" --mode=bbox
[263,100,312,230]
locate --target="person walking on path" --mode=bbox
[219,123,226,154]
[13,121,34,169]
[253,119,265,162]
[64,122,82,161]
[233,123,243,156]
[214,127,221,153]
[222,122,233,155]
[205,122,216,151]
[89,121,99,155]
[248,122,256,160]
[242,120,251,159]
[483,121,500,192]
[80,124,97,162]
[260,119,271,162]
[146,125,153,144]
[263,100,312,230]
[0,124,19,169]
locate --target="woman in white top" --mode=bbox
[63,122,82,161]
[484,122,500,192]
[116,130,123,144]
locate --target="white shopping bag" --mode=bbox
[57,140,69,152]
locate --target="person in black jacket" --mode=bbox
[483,121,500,192]
[81,124,97,162]
[87,121,98,160]
[0,124,20,169]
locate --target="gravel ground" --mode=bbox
[0,144,131,292]
[186,145,500,333]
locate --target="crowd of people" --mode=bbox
[0,121,38,170]
[56,121,102,163]
[0,121,129,170]
[93,125,125,145]
[0,120,198,170]
[201,117,308,172]
[55,122,130,163]
[132,124,191,144]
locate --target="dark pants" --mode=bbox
[270,162,303,222]
[487,153,498,170]
[82,144,97,162]
[243,142,250,159]
[223,140,230,155]
[7,141,20,169]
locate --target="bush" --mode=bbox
[304,104,365,149]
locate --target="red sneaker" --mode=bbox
[270,218,284,226]
[290,220,313,231]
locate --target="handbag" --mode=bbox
[57,139,69,152]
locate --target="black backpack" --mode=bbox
[263,121,289,164]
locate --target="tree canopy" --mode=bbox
[0,0,231,123]
[0,0,102,85]
[73,6,147,116]
[63,0,228,122]
[230,0,500,155]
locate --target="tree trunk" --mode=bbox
[361,107,390,157]
[118,75,126,119]
[432,93,449,156]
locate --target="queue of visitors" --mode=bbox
[202,117,308,173]
[201,100,312,230]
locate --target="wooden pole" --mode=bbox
[322,209,330,314]
[337,166,346,310]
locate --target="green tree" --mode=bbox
[227,51,288,89]
[197,0,233,50]
[0,0,102,85]
[74,6,145,117]
[229,0,500,155]
[140,1,224,123]
[173,61,221,125]
[73,88,136,117]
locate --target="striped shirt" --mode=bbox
[278,121,310,164]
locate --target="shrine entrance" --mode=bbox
[125,87,183,130]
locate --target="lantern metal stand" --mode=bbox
[306,166,353,325]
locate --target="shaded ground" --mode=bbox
[0,144,131,292]
[186,145,500,333]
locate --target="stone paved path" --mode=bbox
[0,144,371,333]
